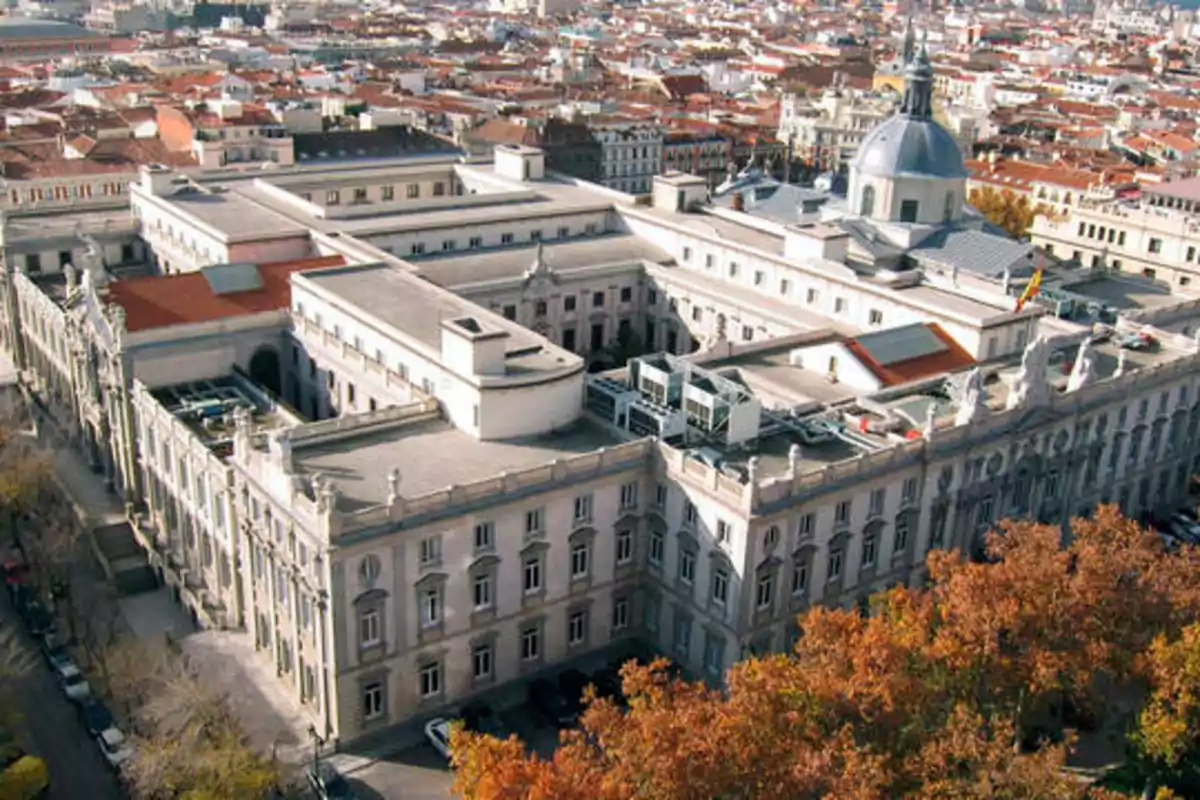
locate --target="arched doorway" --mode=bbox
[248,346,282,396]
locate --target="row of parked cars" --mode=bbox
[4,552,135,774]
[423,657,642,762]
[1154,508,1200,549]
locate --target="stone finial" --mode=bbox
[310,471,325,499]
[1067,339,1098,392]
[924,401,939,435]
[272,430,293,473]
[746,455,761,484]
[109,304,126,334]
[387,467,401,504]
[1001,266,1012,297]
[788,444,802,478]
[1006,335,1051,410]
[954,368,988,426]
[1114,347,1128,378]
[63,263,77,293]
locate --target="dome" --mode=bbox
[852,116,967,180]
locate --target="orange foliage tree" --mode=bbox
[968,185,1051,239]
[451,507,1200,799]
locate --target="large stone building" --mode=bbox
[2,48,1199,753]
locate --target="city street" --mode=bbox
[1,602,123,800]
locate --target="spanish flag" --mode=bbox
[1015,266,1043,312]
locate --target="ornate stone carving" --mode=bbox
[1006,335,1050,410]
[954,368,988,426]
[1067,339,1097,392]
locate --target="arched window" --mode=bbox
[943,191,955,222]
[860,184,875,217]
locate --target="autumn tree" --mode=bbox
[112,642,282,800]
[968,185,1051,239]
[1129,623,1200,798]
[452,508,1200,799]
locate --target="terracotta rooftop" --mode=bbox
[844,323,976,387]
[107,255,344,333]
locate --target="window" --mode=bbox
[442,239,457,251]
[943,191,955,222]
[419,535,441,566]
[756,573,774,610]
[753,270,765,286]
[612,597,629,631]
[712,568,729,605]
[682,246,693,262]
[419,662,441,698]
[861,535,877,568]
[860,185,875,217]
[1149,237,1163,254]
[868,488,885,517]
[501,233,514,244]
[649,530,664,566]
[620,481,639,510]
[570,541,590,578]
[410,242,425,256]
[654,483,667,507]
[679,549,696,584]
[674,614,692,654]
[585,222,598,234]
[828,548,844,581]
[433,182,446,197]
[869,309,883,326]
[835,500,850,526]
[729,261,740,277]
[684,500,698,526]
[420,587,441,627]
[620,286,632,303]
[523,554,542,593]
[359,608,381,648]
[326,189,340,205]
[568,609,588,645]
[895,516,910,554]
[469,236,483,249]
[535,300,547,316]
[557,226,570,238]
[564,295,577,312]
[472,642,492,680]
[592,291,605,307]
[647,289,658,305]
[616,529,633,564]
[705,254,715,269]
[899,199,919,223]
[362,681,384,719]
[530,229,543,241]
[902,477,919,503]
[834,297,847,314]
[406,183,419,198]
[381,185,394,201]
[716,519,730,544]
[807,288,818,304]
[780,278,790,295]
[521,625,540,660]
[474,521,494,551]
[742,325,754,342]
[574,494,593,523]
[472,570,492,609]
[797,513,814,538]
[792,560,808,595]
[353,187,367,203]
[703,633,724,675]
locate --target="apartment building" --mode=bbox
[778,89,895,173]
[1031,177,1200,288]
[3,53,1200,752]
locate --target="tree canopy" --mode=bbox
[968,185,1051,240]
[452,507,1200,800]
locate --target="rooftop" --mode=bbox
[293,416,622,512]
[298,263,581,378]
[108,255,345,333]
[160,188,310,242]
[152,376,295,458]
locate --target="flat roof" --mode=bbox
[705,346,857,409]
[1063,277,1181,311]
[894,283,1011,323]
[293,417,622,511]
[167,189,309,242]
[417,234,671,288]
[634,206,786,255]
[299,263,580,377]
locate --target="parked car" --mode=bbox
[79,700,114,738]
[528,678,575,727]
[460,701,508,738]
[1119,331,1155,351]
[95,726,133,769]
[1087,324,1113,344]
[54,662,90,703]
[305,760,356,800]
[424,717,452,761]
[39,633,71,672]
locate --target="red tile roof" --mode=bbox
[844,324,976,387]
[108,256,344,333]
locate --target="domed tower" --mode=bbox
[848,44,966,227]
